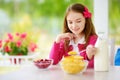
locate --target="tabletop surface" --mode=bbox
[0,64,120,80]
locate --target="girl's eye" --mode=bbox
[77,21,81,23]
[68,21,72,24]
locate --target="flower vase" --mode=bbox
[10,58,22,65]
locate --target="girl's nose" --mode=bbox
[72,23,77,29]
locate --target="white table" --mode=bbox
[0,64,120,80]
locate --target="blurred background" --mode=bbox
[0,0,120,58]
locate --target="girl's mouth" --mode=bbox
[72,28,80,32]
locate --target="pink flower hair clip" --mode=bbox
[83,7,92,18]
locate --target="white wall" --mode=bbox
[94,0,108,39]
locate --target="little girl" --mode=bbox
[49,3,98,68]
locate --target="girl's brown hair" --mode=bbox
[63,3,97,49]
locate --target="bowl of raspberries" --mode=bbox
[34,58,53,69]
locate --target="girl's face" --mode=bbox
[67,11,86,36]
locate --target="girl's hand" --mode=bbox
[86,45,97,60]
[55,33,75,43]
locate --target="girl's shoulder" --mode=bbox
[88,35,98,44]
[89,35,98,39]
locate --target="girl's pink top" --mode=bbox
[49,35,98,68]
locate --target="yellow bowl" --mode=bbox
[60,56,88,74]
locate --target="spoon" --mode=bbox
[79,49,86,54]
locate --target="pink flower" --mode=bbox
[16,32,20,36]
[4,46,12,52]
[8,33,13,41]
[83,7,92,18]
[28,42,37,52]
[16,40,22,47]
[0,40,2,48]
[20,33,27,39]
[4,39,10,43]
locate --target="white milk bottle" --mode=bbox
[94,37,109,71]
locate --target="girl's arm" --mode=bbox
[49,41,66,65]
[80,35,98,60]
[80,35,98,68]
[50,33,74,65]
